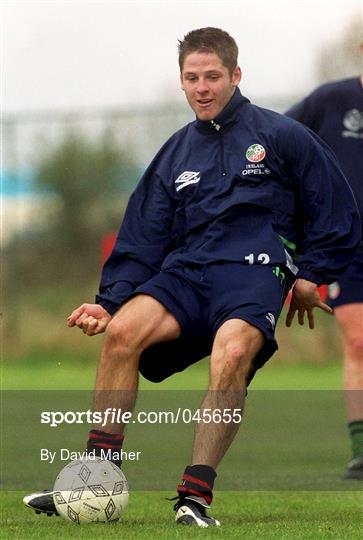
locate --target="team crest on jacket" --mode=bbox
[342,109,363,139]
[246,144,266,163]
[175,171,201,192]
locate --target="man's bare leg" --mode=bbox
[23,294,180,516]
[192,319,264,467]
[92,294,180,434]
[174,319,264,526]
[335,304,363,471]
[335,304,363,416]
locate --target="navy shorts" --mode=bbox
[327,252,363,308]
[136,262,294,384]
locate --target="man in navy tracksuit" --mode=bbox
[24,28,360,526]
[286,72,363,480]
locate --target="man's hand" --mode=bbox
[67,303,112,336]
[285,278,333,329]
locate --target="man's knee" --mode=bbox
[210,320,264,390]
[224,341,251,370]
[211,339,253,390]
[105,317,140,355]
[346,336,363,361]
[103,294,181,358]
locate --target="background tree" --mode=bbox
[35,128,139,259]
[5,128,140,313]
[4,127,140,352]
[316,18,362,83]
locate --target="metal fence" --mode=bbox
[2,95,295,244]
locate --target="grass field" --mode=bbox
[2,490,363,539]
[2,349,344,390]
[1,354,363,538]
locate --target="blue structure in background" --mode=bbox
[2,168,40,196]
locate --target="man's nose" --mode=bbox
[196,79,209,93]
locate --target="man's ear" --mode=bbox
[180,73,185,91]
[232,66,242,87]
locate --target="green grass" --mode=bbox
[2,350,344,390]
[2,355,362,538]
[2,491,363,539]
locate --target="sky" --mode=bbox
[2,0,362,114]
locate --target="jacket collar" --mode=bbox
[195,87,250,132]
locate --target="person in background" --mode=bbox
[286,54,363,479]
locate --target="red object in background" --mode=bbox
[318,284,328,301]
[101,232,117,266]
[100,233,329,304]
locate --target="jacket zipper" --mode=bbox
[210,120,227,176]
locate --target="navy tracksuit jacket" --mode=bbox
[96,87,361,316]
[286,77,363,245]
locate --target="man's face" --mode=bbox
[180,51,241,121]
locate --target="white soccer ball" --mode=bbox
[53,458,129,524]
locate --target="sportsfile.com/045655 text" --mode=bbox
[40,408,243,427]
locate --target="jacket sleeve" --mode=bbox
[281,121,361,285]
[95,156,177,315]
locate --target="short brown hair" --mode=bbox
[178,27,238,75]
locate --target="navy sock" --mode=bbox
[348,420,363,458]
[86,429,124,467]
[177,464,217,506]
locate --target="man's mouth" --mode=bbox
[197,99,213,108]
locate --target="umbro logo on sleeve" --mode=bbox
[175,171,201,192]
